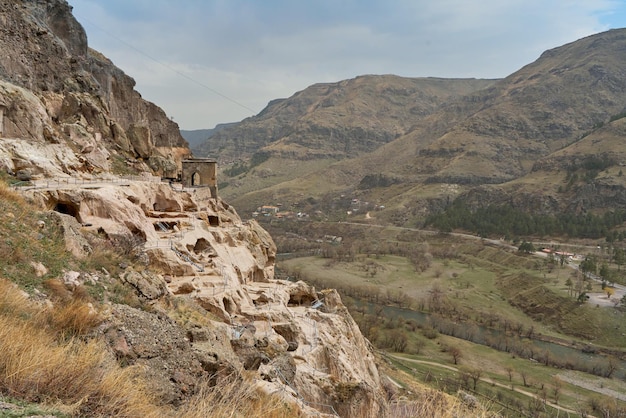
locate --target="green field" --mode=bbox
[275,224,626,416]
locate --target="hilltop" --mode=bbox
[205,29,626,227]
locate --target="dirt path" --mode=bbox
[390,355,586,416]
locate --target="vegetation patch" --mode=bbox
[426,200,626,239]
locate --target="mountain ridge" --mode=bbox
[203,28,626,225]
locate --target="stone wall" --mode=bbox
[182,158,217,197]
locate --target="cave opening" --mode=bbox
[53,202,80,221]
[223,297,234,314]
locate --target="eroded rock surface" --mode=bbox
[0,0,190,180]
[23,180,387,417]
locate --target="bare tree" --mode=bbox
[469,368,482,391]
[605,356,619,378]
[505,366,514,382]
[446,345,463,365]
[552,377,562,404]
[520,370,529,387]
[428,282,445,313]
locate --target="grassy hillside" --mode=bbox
[273,220,626,416]
[211,29,626,229]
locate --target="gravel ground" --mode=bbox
[557,371,626,401]
[586,289,624,307]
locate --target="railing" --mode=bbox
[170,245,204,272]
[10,174,161,190]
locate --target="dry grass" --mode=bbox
[0,181,24,204]
[388,389,496,418]
[0,278,163,417]
[178,372,304,418]
[0,278,306,417]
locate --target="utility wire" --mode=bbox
[75,14,257,114]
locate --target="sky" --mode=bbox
[67,1,626,130]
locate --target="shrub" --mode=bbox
[178,372,304,418]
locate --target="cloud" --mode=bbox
[69,0,625,129]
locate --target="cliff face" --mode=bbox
[0,0,190,179]
[22,181,387,416]
[0,1,388,415]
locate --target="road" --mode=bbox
[389,354,587,417]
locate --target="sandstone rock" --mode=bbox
[272,322,300,351]
[16,169,32,181]
[259,353,296,385]
[231,338,269,371]
[46,211,92,258]
[0,1,190,179]
[102,304,205,406]
[127,125,154,158]
[17,179,387,416]
[256,333,289,359]
[62,271,80,288]
[121,269,168,300]
[30,261,48,277]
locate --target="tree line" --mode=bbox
[425,201,626,240]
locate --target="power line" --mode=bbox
[75,14,257,114]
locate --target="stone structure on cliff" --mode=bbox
[181,158,218,197]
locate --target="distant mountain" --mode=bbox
[203,29,626,225]
[181,123,237,155]
[194,75,496,162]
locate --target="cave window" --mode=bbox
[191,172,201,186]
[192,237,211,253]
[208,215,219,227]
[54,202,79,220]
[223,297,233,314]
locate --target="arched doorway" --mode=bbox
[191,172,201,186]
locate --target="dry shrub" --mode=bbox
[178,372,303,418]
[43,278,73,301]
[46,299,103,338]
[86,239,123,276]
[0,182,24,204]
[0,279,32,316]
[41,278,102,338]
[0,315,163,417]
[388,388,495,418]
[0,278,163,417]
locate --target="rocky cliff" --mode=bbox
[195,75,495,162]
[0,1,389,415]
[20,180,387,416]
[0,0,190,180]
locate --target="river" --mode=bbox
[362,301,626,379]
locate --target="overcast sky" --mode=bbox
[68,0,626,130]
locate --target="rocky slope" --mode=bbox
[196,75,496,162]
[0,0,190,180]
[0,1,390,416]
[20,180,387,416]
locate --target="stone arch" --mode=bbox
[181,158,218,197]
